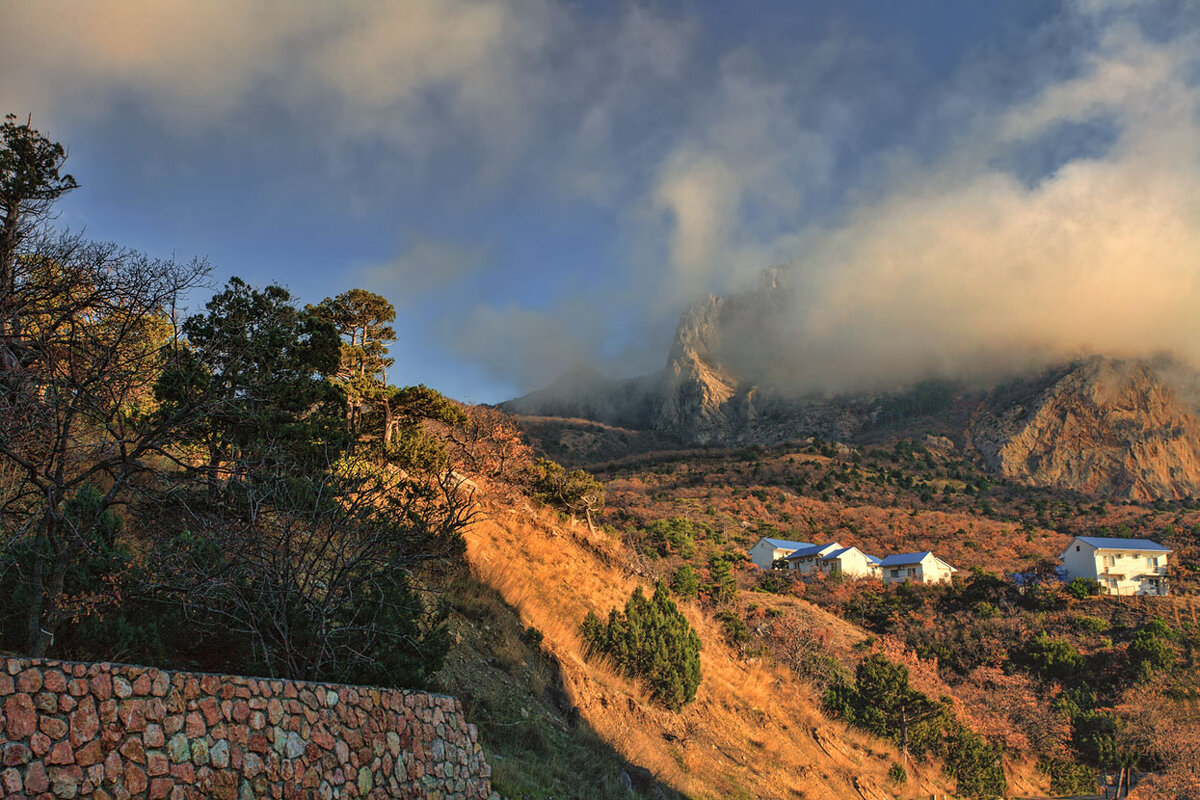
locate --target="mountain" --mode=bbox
[506,274,1200,500]
[970,356,1200,501]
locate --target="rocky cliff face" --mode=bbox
[506,275,1200,500]
[969,357,1200,501]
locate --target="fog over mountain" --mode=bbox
[499,2,1200,397]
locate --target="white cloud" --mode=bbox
[360,238,489,307]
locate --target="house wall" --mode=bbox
[749,541,795,569]
[881,566,920,585]
[1062,543,1102,581]
[0,656,495,800]
[829,550,875,579]
[1061,542,1170,596]
[920,557,955,585]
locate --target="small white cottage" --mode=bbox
[1059,536,1171,596]
[747,537,813,569]
[784,542,881,579]
[878,552,957,585]
[784,542,845,575]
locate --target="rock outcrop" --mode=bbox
[969,356,1200,501]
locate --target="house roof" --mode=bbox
[785,542,841,560]
[879,551,933,567]
[1072,536,1171,553]
[864,554,883,565]
[824,546,854,560]
[759,538,813,550]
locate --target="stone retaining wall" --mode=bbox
[0,657,495,799]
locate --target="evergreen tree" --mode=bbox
[582,583,702,710]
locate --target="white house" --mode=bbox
[782,542,882,579]
[1059,536,1171,596]
[784,542,845,575]
[825,546,883,580]
[748,537,813,569]
[878,552,958,585]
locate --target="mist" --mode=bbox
[623,5,1200,398]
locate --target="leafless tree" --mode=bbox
[0,231,208,656]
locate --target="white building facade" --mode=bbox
[878,552,957,585]
[748,537,813,569]
[786,543,881,579]
[1060,536,1170,596]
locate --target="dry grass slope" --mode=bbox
[463,502,960,800]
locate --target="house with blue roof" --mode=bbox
[878,551,957,585]
[748,537,814,569]
[1060,536,1171,596]
[785,542,882,579]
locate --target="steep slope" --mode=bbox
[461,501,960,800]
[971,357,1200,500]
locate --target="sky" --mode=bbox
[3,0,1199,403]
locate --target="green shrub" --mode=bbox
[1073,614,1109,634]
[1038,758,1096,795]
[1126,618,1177,682]
[823,654,952,760]
[1018,632,1083,682]
[1065,577,1102,599]
[945,730,1007,800]
[581,583,702,710]
[887,763,907,785]
[671,565,700,600]
[645,517,701,558]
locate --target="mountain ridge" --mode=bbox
[505,277,1200,500]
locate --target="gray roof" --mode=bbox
[784,542,840,560]
[879,551,933,567]
[1074,536,1171,552]
[760,538,813,550]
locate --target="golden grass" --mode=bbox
[463,502,961,800]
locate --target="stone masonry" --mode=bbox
[0,657,495,799]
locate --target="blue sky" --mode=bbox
[3,0,1200,401]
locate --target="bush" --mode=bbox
[671,565,700,600]
[945,730,1007,800]
[887,763,907,785]
[1038,758,1096,795]
[1018,632,1083,682]
[581,583,702,710]
[1126,618,1177,682]
[1065,577,1102,599]
[823,654,951,760]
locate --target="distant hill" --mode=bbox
[507,275,1200,500]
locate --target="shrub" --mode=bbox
[644,517,700,558]
[1038,758,1096,795]
[581,583,702,710]
[1018,632,1083,682]
[671,565,700,600]
[1065,577,1102,600]
[823,654,952,760]
[945,730,1007,800]
[1126,618,1177,682]
[888,763,906,785]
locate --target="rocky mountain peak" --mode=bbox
[969,356,1200,500]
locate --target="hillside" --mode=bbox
[458,500,963,800]
[585,436,1200,798]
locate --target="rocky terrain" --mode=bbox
[507,273,1200,500]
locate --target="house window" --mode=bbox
[1075,545,1080,551]
[1108,578,1119,589]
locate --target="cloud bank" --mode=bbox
[4,0,1200,397]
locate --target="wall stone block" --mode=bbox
[0,657,495,799]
